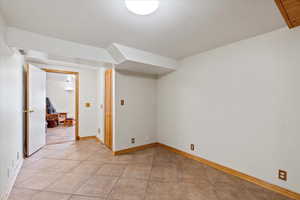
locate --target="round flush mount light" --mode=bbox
[125,0,160,15]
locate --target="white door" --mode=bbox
[26,64,46,156]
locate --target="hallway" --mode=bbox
[46,126,75,145]
[9,140,290,200]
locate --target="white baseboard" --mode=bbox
[0,159,23,200]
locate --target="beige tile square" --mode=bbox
[50,160,81,173]
[75,175,118,197]
[134,148,155,156]
[242,180,275,200]
[178,166,211,187]
[174,183,219,200]
[205,166,242,186]
[150,164,178,182]
[94,147,112,154]
[44,150,73,160]
[147,180,218,200]
[27,149,58,161]
[246,189,275,200]
[81,160,107,166]
[44,142,74,150]
[14,169,40,184]
[272,193,294,200]
[146,181,179,200]
[132,153,153,164]
[214,182,252,200]
[31,191,71,200]
[8,188,38,200]
[23,159,59,171]
[96,164,126,177]
[87,152,114,162]
[22,158,40,168]
[70,195,106,200]
[153,153,174,164]
[70,162,102,175]
[110,154,133,164]
[109,178,148,200]
[122,164,151,180]
[144,194,175,200]
[66,151,94,161]
[46,174,90,194]
[15,171,62,190]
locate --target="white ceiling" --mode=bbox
[0,0,285,59]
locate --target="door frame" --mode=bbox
[41,68,80,142]
[24,64,29,157]
[104,69,113,150]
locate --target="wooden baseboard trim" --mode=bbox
[157,143,300,200]
[78,136,97,141]
[113,143,158,155]
[95,136,103,144]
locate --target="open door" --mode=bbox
[104,69,113,150]
[25,64,46,156]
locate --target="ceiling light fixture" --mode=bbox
[125,0,160,16]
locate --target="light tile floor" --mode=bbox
[46,126,75,145]
[9,140,293,200]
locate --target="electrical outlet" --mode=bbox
[98,128,101,134]
[191,144,195,151]
[131,138,135,144]
[190,144,195,151]
[7,168,10,178]
[17,152,19,160]
[278,170,287,181]
[121,99,125,106]
[12,160,14,168]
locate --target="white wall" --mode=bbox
[6,27,115,64]
[33,64,101,138]
[46,73,75,118]
[0,13,24,200]
[96,67,106,142]
[115,70,157,151]
[157,27,300,193]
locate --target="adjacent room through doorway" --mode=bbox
[46,72,76,145]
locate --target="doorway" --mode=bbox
[43,68,79,144]
[45,71,76,144]
[25,65,79,157]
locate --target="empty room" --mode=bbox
[0,0,300,200]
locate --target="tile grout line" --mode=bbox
[105,160,125,200]
[143,155,154,200]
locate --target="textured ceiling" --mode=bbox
[0,0,285,59]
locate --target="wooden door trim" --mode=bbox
[104,69,113,150]
[275,0,294,28]
[275,0,300,29]
[42,68,80,141]
[24,64,30,157]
